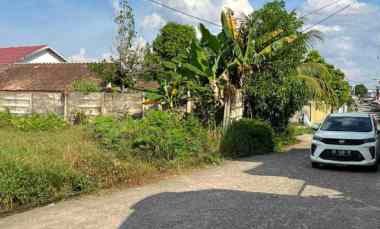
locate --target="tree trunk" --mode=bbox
[223,96,232,129]
[223,89,243,129]
[186,90,192,113]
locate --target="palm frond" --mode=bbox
[296,63,336,104]
[301,30,324,48]
[258,34,297,56]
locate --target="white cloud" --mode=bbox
[300,0,380,87]
[134,36,147,49]
[69,48,93,63]
[141,13,166,30]
[112,0,120,13]
[306,24,342,33]
[303,0,370,16]
[150,0,253,28]
[222,0,253,16]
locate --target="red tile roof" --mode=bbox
[0,45,47,64]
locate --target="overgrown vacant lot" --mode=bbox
[0,112,221,214]
[0,111,300,214]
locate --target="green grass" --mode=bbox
[274,124,313,152]
[0,112,221,214]
[292,124,314,136]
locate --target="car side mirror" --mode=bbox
[312,124,320,131]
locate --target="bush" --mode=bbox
[10,113,67,131]
[72,79,101,93]
[0,112,12,127]
[90,111,220,164]
[134,112,209,161]
[220,119,275,158]
[274,124,298,151]
[0,113,66,131]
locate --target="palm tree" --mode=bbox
[295,62,335,105]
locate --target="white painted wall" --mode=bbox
[21,50,65,63]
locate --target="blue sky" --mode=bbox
[1,0,380,86]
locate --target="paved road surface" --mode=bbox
[1,136,380,229]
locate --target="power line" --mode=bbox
[144,0,221,27]
[302,4,351,32]
[300,0,345,18]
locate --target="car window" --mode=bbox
[320,116,373,132]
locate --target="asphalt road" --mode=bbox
[1,136,380,229]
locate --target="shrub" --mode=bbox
[90,116,129,150]
[274,124,298,151]
[90,111,220,165]
[133,111,209,162]
[71,111,89,125]
[10,113,67,131]
[72,79,101,93]
[0,111,12,127]
[220,119,275,158]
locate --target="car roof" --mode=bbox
[329,112,372,118]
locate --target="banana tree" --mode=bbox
[181,8,321,128]
[217,9,301,128]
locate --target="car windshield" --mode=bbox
[320,116,373,132]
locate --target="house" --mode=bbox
[0,45,67,64]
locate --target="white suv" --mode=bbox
[311,113,379,171]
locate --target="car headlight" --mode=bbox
[313,135,323,141]
[363,138,376,143]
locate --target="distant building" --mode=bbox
[0,45,67,64]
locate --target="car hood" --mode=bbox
[316,130,374,139]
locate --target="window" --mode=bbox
[321,116,373,132]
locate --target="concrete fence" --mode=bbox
[0,90,245,122]
[0,91,144,120]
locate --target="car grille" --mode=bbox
[320,138,365,145]
[320,150,365,162]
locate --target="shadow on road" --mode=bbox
[119,189,379,229]
[244,147,380,207]
[119,147,380,229]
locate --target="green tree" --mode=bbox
[242,1,322,130]
[355,84,368,98]
[114,0,142,91]
[305,50,351,110]
[153,22,196,61]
